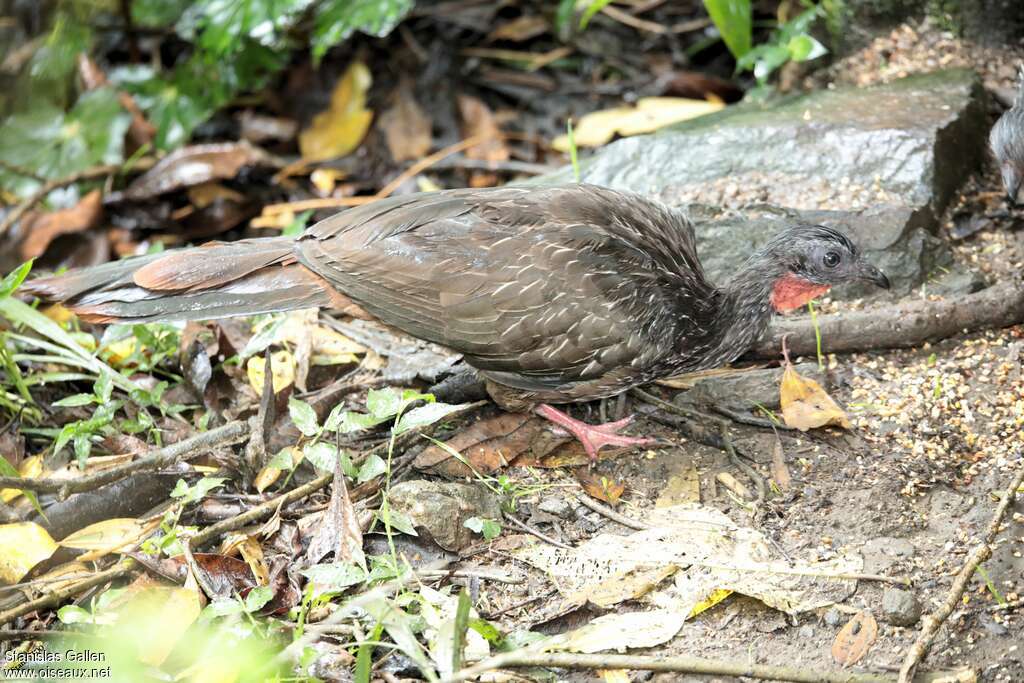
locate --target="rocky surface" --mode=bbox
[538,69,990,294]
[388,480,501,552]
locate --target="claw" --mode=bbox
[536,404,656,462]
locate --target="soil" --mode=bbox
[439,20,1024,683]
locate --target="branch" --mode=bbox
[0,421,249,499]
[441,651,972,683]
[898,455,1024,682]
[751,278,1024,358]
[0,560,135,627]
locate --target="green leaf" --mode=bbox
[288,397,320,436]
[300,562,367,592]
[23,15,93,110]
[787,34,827,62]
[312,0,414,61]
[355,622,384,683]
[303,442,340,473]
[94,372,114,404]
[73,434,92,467]
[468,618,502,645]
[132,0,193,27]
[52,393,95,408]
[267,448,297,470]
[244,585,274,612]
[464,517,501,540]
[366,387,403,419]
[57,605,94,625]
[180,0,315,54]
[579,0,615,29]
[452,588,472,672]
[702,0,752,59]
[377,505,417,536]
[356,454,386,483]
[0,88,129,195]
[0,261,33,298]
[394,402,465,434]
[171,476,228,505]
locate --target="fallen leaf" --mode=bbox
[414,413,556,476]
[656,463,701,506]
[299,61,373,162]
[566,565,678,609]
[779,360,851,431]
[831,611,878,666]
[187,182,245,209]
[380,80,432,162]
[60,517,159,559]
[487,15,549,42]
[0,522,57,583]
[552,609,687,653]
[576,469,625,506]
[600,670,631,683]
[552,97,723,151]
[19,190,103,260]
[246,350,296,394]
[1,454,42,504]
[115,586,202,666]
[305,455,366,569]
[770,438,792,490]
[116,142,274,201]
[238,110,298,144]
[236,535,270,586]
[689,588,733,618]
[457,94,508,187]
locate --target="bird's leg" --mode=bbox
[535,403,656,462]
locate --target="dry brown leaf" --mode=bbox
[457,94,509,187]
[299,61,374,162]
[414,413,556,476]
[552,97,723,151]
[576,469,625,506]
[770,438,792,490]
[237,535,270,586]
[19,190,103,260]
[187,182,245,209]
[119,142,272,200]
[779,360,851,431]
[487,15,549,42]
[831,610,878,666]
[380,80,432,162]
[305,456,365,569]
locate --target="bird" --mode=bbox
[22,184,890,461]
[990,64,1024,205]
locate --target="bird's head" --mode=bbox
[990,110,1024,206]
[758,224,890,312]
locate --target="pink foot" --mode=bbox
[536,404,656,462]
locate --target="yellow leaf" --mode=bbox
[246,350,296,394]
[689,588,732,618]
[104,336,138,365]
[43,304,75,324]
[60,517,159,559]
[552,97,723,151]
[1,454,44,503]
[0,522,57,583]
[779,361,851,431]
[254,447,302,493]
[237,536,270,586]
[299,61,373,162]
[600,669,631,683]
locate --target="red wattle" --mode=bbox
[770,273,831,312]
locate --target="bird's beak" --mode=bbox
[855,260,890,289]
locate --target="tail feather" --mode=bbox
[22,237,342,323]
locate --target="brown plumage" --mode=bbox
[24,184,889,459]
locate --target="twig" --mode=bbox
[0,560,136,627]
[0,629,91,641]
[261,135,491,217]
[752,277,1024,358]
[0,159,45,182]
[502,512,572,550]
[574,493,648,530]
[0,158,155,237]
[0,421,250,499]
[898,457,1024,683]
[441,651,969,683]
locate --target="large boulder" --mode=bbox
[538,69,990,295]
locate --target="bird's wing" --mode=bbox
[296,185,715,388]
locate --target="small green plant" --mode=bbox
[807,299,825,370]
[567,118,581,182]
[703,0,828,87]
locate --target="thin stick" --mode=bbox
[441,651,970,683]
[261,135,490,217]
[0,158,155,236]
[0,421,249,499]
[574,493,648,530]
[502,512,572,550]
[0,560,135,627]
[898,457,1024,683]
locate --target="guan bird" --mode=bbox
[23,184,890,460]
[990,64,1024,205]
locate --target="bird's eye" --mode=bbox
[823,251,841,268]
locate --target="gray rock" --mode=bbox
[536,70,989,294]
[537,495,574,519]
[388,480,502,552]
[675,361,824,415]
[824,608,844,627]
[880,588,922,626]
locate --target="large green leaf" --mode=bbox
[312,0,414,61]
[179,0,315,54]
[702,0,752,59]
[0,88,129,197]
